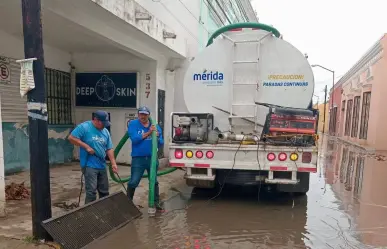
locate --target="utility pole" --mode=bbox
[21,0,52,240]
[323,85,327,134]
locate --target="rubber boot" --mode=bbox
[127,187,135,201]
[154,183,165,212]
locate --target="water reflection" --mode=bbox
[183,188,308,249]
[91,187,309,249]
[89,137,387,249]
[330,139,387,247]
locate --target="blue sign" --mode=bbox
[193,71,224,85]
[76,73,137,107]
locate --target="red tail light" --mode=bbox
[278,152,287,161]
[175,149,183,159]
[206,151,214,159]
[267,153,276,161]
[302,152,312,163]
[196,150,203,158]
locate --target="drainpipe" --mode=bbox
[0,95,5,217]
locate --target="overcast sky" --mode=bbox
[251,0,386,103]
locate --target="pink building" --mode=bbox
[331,34,387,150]
[328,83,343,136]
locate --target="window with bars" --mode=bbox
[354,156,365,196]
[44,68,73,125]
[344,99,353,136]
[329,107,337,135]
[359,92,371,139]
[345,151,355,191]
[341,100,346,112]
[351,96,361,138]
[340,147,348,183]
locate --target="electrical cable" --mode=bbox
[76,172,84,208]
[176,0,211,35]
[75,154,89,208]
[255,136,262,202]
[208,135,246,201]
[75,170,128,208]
[74,153,129,208]
[115,172,128,193]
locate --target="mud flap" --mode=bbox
[276,172,310,194]
[42,191,141,249]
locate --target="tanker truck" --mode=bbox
[168,23,319,195]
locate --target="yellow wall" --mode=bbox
[313,103,329,133]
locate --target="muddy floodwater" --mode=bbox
[89,138,387,249]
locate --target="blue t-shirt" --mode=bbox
[71,121,113,169]
[127,119,164,157]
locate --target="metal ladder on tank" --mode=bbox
[226,32,272,132]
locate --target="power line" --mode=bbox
[176,0,210,34]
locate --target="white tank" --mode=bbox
[182,28,315,133]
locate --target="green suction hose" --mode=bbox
[206,22,281,47]
[148,117,157,211]
[107,121,177,183]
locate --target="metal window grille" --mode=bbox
[351,96,361,138]
[345,151,355,191]
[354,156,364,196]
[340,147,348,183]
[341,100,346,114]
[44,68,72,125]
[329,107,337,135]
[359,92,371,139]
[344,100,353,136]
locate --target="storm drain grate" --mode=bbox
[42,191,141,249]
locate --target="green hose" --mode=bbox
[107,122,177,183]
[148,117,157,209]
[206,22,281,47]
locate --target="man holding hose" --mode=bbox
[127,106,164,211]
[68,110,118,204]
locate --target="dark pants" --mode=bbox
[82,166,109,204]
[127,157,160,203]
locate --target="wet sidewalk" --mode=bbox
[0,162,185,246]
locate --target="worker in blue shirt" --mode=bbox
[127,106,164,211]
[68,110,118,204]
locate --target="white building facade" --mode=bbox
[0,0,258,176]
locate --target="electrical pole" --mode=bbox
[21,0,52,240]
[323,85,327,134]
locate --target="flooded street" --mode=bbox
[89,137,387,249]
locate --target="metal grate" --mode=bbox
[42,191,141,249]
[45,68,72,125]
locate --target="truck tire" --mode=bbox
[276,172,310,194]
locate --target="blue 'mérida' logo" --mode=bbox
[193,70,224,85]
